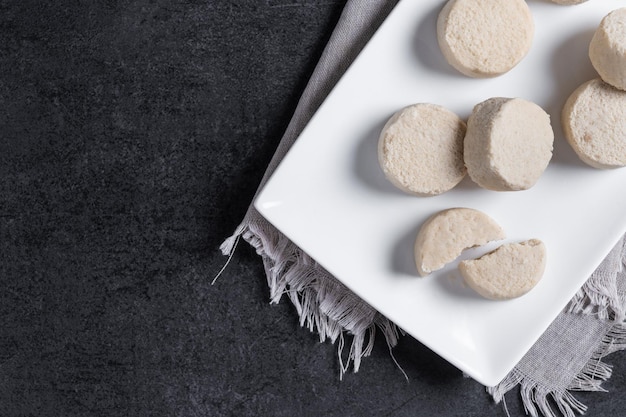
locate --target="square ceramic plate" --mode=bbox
[254,0,626,386]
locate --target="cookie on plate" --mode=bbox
[562,78,626,169]
[459,239,546,300]
[589,8,626,91]
[378,103,466,196]
[436,0,534,78]
[464,97,554,191]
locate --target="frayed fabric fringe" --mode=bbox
[488,234,626,417]
[488,236,626,417]
[219,220,401,378]
[488,321,626,417]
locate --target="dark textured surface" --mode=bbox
[1,1,624,416]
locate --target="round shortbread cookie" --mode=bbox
[378,103,466,196]
[589,8,626,91]
[414,208,505,277]
[436,0,534,78]
[459,239,546,300]
[464,97,554,191]
[562,78,626,169]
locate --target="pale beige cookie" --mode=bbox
[562,78,626,169]
[550,0,588,4]
[414,208,505,277]
[378,103,466,196]
[589,8,626,91]
[459,239,546,300]
[464,97,554,191]
[436,0,534,78]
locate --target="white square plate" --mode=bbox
[254,0,626,386]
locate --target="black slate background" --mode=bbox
[1,1,625,416]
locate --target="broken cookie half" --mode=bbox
[414,208,505,277]
[459,239,547,300]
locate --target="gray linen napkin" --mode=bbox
[220,1,626,416]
